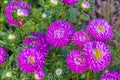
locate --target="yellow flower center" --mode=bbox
[29,57,35,64]
[93,49,102,60]
[97,26,104,31]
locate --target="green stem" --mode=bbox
[87,71,89,80]
[11,48,17,55]
[61,4,67,18]
[1,0,5,13]
[77,74,79,80]
[19,26,25,41]
[10,44,18,56]
[87,70,93,80]
[67,72,74,80]
[48,48,59,64]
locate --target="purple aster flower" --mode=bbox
[5,1,32,26]
[7,19,21,26]
[66,50,88,73]
[17,9,29,16]
[100,71,120,80]
[79,0,94,12]
[23,32,50,56]
[46,20,74,47]
[83,41,111,72]
[62,0,78,6]
[17,48,45,73]
[73,30,90,46]
[0,46,6,65]
[34,68,44,80]
[82,1,90,9]
[30,32,45,39]
[87,19,113,41]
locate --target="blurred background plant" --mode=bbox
[0,0,120,80]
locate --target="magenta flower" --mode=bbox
[34,68,44,80]
[30,32,46,39]
[46,20,74,47]
[17,48,45,73]
[0,46,6,65]
[17,9,29,16]
[73,30,90,46]
[62,0,78,6]
[83,41,111,72]
[66,50,88,73]
[100,71,120,80]
[81,1,90,9]
[5,1,32,26]
[23,32,50,56]
[87,19,113,41]
[7,19,21,27]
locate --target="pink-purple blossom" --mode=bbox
[87,19,113,41]
[17,48,45,73]
[82,1,90,9]
[46,20,74,47]
[62,0,78,6]
[23,32,50,56]
[66,50,88,73]
[0,46,6,65]
[83,41,111,72]
[100,71,120,80]
[34,68,45,80]
[73,30,90,46]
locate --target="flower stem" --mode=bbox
[67,72,74,80]
[77,74,79,80]
[11,47,17,55]
[87,70,93,80]
[61,4,67,18]
[19,26,25,41]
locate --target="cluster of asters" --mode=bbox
[0,0,119,80]
[3,0,49,79]
[0,32,50,79]
[19,32,50,79]
[46,19,119,79]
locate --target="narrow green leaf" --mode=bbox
[0,31,6,36]
[68,7,77,22]
[115,32,120,38]
[80,14,90,21]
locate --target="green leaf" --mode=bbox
[60,48,69,57]
[8,54,15,65]
[0,14,5,23]
[16,47,24,53]
[80,14,90,21]
[0,31,6,36]
[68,7,77,22]
[0,40,7,45]
[115,32,120,38]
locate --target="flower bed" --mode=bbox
[0,0,120,80]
